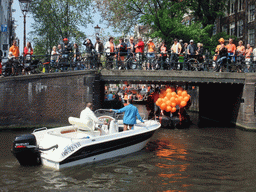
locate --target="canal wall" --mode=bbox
[0,71,99,129]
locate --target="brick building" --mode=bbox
[215,0,255,47]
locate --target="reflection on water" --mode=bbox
[1,112,256,191]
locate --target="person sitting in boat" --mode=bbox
[110,99,144,131]
[80,102,104,131]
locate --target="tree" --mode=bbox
[29,0,92,54]
[95,0,230,51]
[189,0,228,28]
[95,0,190,45]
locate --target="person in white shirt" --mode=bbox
[253,48,256,64]
[80,103,103,126]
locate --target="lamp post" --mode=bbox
[19,0,31,51]
[94,24,101,37]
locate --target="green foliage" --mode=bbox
[95,0,230,52]
[29,0,91,54]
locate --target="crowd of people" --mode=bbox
[1,36,256,76]
[214,38,256,72]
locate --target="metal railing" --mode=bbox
[1,51,256,76]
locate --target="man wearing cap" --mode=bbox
[146,38,155,70]
[62,38,72,54]
[187,39,197,59]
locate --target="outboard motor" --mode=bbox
[12,134,41,166]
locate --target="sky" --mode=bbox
[12,0,120,50]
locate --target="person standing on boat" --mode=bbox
[110,99,144,131]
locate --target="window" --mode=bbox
[222,24,228,34]
[229,22,235,36]
[248,4,255,22]
[224,1,228,16]
[237,20,243,37]
[238,0,244,12]
[230,0,235,15]
[248,29,255,46]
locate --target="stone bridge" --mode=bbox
[0,70,255,130]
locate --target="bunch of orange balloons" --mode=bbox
[155,87,191,113]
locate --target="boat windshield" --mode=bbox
[94,109,116,119]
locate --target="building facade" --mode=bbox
[216,0,256,46]
[0,0,14,57]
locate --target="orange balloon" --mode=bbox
[166,106,172,112]
[166,92,172,99]
[157,98,163,106]
[160,103,167,111]
[180,101,187,108]
[181,91,188,97]
[171,102,177,107]
[170,97,175,102]
[171,107,177,113]
[166,88,172,93]
[176,96,182,105]
[166,100,172,106]
[177,87,183,92]
[177,90,183,96]
[184,96,190,102]
[171,92,177,97]
[163,97,168,102]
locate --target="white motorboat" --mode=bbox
[12,109,161,170]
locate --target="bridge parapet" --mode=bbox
[100,70,246,84]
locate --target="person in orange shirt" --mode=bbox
[237,40,245,56]
[9,40,20,75]
[9,40,20,58]
[146,38,155,70]
[225,38,236,63]
[214,38,225,61]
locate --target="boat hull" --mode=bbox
[42,138,151,169]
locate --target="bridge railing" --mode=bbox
[1,51,256,76]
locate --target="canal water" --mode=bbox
[1,106,256,192]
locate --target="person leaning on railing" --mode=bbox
[134,37,145,64]
[245,43,253,72]
[146,38,156,70]
[83,38,94,69]
[196,43,204,63]
[9,40,20,76]
[226,38,236,63]
[170,38,181,70]
[116,38,127,69]
[94,37,104,69]
[253,47,256,65]
[104,37,116,69]
[159,41,168,69]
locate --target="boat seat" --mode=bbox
[68,117,94,131]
